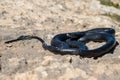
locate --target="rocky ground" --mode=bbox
[0,0,120,80]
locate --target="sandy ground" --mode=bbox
[0,0,120,80]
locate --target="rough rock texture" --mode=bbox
[0,0,120,80]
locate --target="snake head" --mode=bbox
[104,28,115,35]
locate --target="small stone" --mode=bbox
[41,71,48,77]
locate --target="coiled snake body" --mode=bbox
[5,28,116,58]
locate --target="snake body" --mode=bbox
[5,28,116,58]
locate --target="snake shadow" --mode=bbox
[93,41,119,59]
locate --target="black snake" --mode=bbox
[5,28,116,58]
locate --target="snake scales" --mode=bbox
[5,28,116,58]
